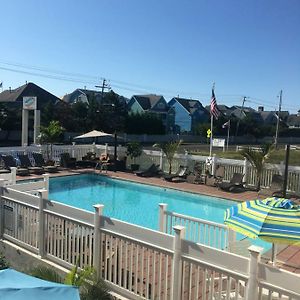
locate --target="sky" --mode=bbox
[0,0,299,112]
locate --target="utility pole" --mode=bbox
[235,96,247,137]
[95,79,110,100]
[274,90,282,149]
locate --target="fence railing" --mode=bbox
[1,179,300,299]
[0,144,300,193]
[158,203,235,251]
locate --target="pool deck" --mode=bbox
[16,168,300,274]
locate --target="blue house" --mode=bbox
[168,97,209,133]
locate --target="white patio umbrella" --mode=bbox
[74,130,112,139]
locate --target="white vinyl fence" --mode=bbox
[0,144,299,193]
[0,179,300,300]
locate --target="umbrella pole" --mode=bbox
[114,132,117,172]
[271,243,277,265]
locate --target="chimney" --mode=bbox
[258,106,264,112]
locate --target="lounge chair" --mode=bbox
[18,154,45,175]
[206,166,225,187]
[163,165,189,182]
[32,152,58,173]
[219,173,245,192]
[0,155,30,176]
[135,164,161,177]
[259,174,284,197]
[60,153,77,168]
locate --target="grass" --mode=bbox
[189,149,300,166]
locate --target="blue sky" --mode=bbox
[0,0,299,112]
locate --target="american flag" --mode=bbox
[210,89,220,120]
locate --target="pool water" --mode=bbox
[49,174,271,251]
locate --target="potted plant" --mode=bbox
[126,141,142,171]
[38,120,64,165]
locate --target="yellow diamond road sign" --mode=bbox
[207,129,211,138]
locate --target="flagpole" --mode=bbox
[209,112,213,157]
[209,83,215,157]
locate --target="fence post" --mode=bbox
[0,179,5,239]
[158,203,167,232]
[10,167,17,184]
[93,204,104,278]
[243,158,249,184]
[228,229,236,251]
[43,174,49,199]
[172,225,185,300]
[159,149,163,170]
[211,154,217,176]
[245,245,263,300]
[72,142,76,158]
[38,192,45,258]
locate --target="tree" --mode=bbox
[39,120,64,161]
[0,252,9,270]
[240,143,274,191]
[154,140,182,174]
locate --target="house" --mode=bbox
[256,106,289,125]
[286,110,300,128]
[169,97,209,133]
[62,89,128,106]
[0,82,60,109]
[127,94,175,132]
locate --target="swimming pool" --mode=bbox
[49,174,271,250]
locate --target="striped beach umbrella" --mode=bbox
[224,197,300,260]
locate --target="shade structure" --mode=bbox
[224,197,300,245]
[74,130,112,139]
[0,268,80,300]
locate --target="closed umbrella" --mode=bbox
[224,197,300,262]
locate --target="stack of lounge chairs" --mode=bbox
[259,174,284,197]
[163,165,189,182]
[18,154,44,175]
[32,152,58,173]
[135,164,161,178]
[219,173,245,192]
[0,155,30,176]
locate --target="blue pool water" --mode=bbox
[49,174,271,251]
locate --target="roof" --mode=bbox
[62,88,104,104]
[287,114,300,127]
[0,82,61,109]
[171,97,205,114]
[132,94,167,111]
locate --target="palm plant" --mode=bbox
[65,264,112,300]
[154,140,182,174]
[30,265,63,283]
[39,120,64,162]
[240,143,274,191]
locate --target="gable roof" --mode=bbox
[0,82,61,109]
[287,114,300,127]
[132,94,167,111]
[171,97,205,115]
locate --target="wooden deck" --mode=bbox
[16,168,300,275]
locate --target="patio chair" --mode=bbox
[32,152,59,173]
[219,172,245,192]
[135,164,161,177]
[206,166,225,187]
[18,154,45,175]
[0,154,30,176]
[60,153,77,168]
[163,165,189,182]
[259,174,284,197]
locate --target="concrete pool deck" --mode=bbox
[16,168,300,274]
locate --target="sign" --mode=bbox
[23,96,37,110]
[206,129,211,138]
[212,138,225,147]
